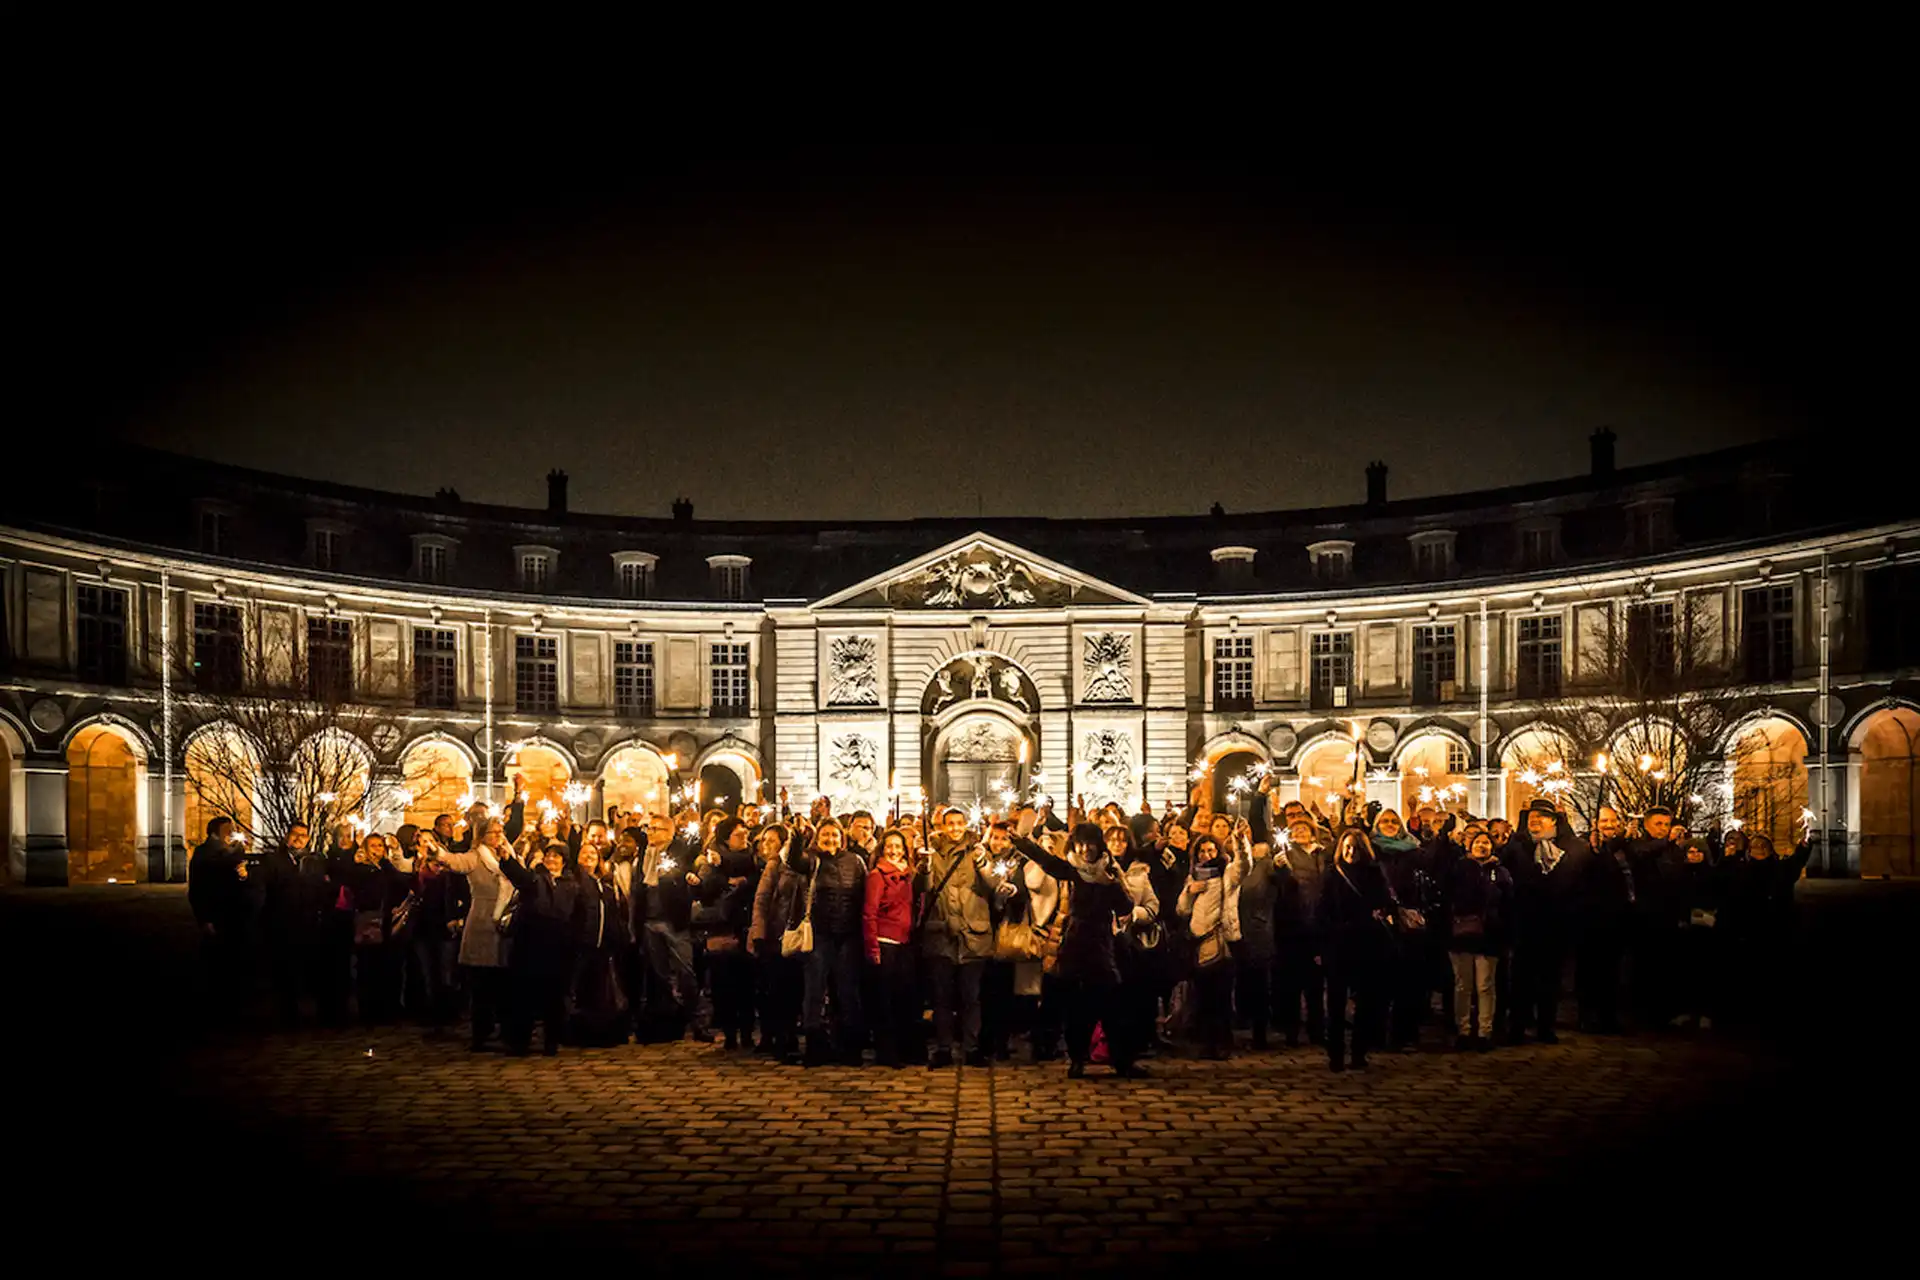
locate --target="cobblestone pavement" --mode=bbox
[7,882,1908,1273]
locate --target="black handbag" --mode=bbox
[387,892,418,943]
[495,891,521,937]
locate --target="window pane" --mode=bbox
[710,641,750,713]
[614,641,655,715]
[515,634,558,713]
[413,627,457,709]
[307,617,353,702]
[77,584,128,685]
[193,602,243,693]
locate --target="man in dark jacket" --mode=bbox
[919,808,1012,1068]
[256,820,325,1025]
[1273,814,1330,1048]
[188,816,250,1022]
[1578,806,1636,1034]
[693,817,760,1049]
[636,812,704,1042]
[1505,798,1592,1044]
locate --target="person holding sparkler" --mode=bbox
[786,813,869,1066]
[1505,797,1593,1045]
[918,806,1015,1069]
[634,809,705,1043]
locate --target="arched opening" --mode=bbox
[1211,750,1263,813]
[292,729,372,838]
[1397,732,1470,817]
[601,745,671,821]
[933,715,1024,810]
[185,724,257,850]
[1501,726,1577,822]
[1729,717,1809,853]
[695,748,762,813]
[1,727,19,882]
[1857,707,1919,878]
[1294,737,1361,824]
[67,725,143,883]
[507,743,572,816]
[400,740,473,829]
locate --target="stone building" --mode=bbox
[3,430,1917,885]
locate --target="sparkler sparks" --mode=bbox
[562,782,592,807]
[457,791,477,810]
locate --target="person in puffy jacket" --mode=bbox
[1175,832,1247,1060]
[1444,830,1512,1050]
[785,818,868,1066]
[864,828,919,1068]
[749,823,804,1059]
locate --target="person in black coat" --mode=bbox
[188,816,250,1021]
[1578,806,1637,1034]
[1504,798,1593,1044]
[786,817,869,1066]
[567,843,629,1046]
[1273,814,1331,1048]
[1318,825,1398,1072]
[635,812,705,1042]
[341,833,414,1024]
[1010,817,1149,1079]
[1721,831,1811,1024]
[1658,838,1725,1029]
[1442,830,1513,1049]
[693,817,760,1050]
[498,841,579,1055]
[255,820,327,1025]
[406,829,470,1030]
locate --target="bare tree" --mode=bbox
[171,595,405,849]
[1531,590,1759,829]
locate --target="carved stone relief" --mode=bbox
[945,719,1020,763]
[827,733,882,801]
[826,635,880,706]
[1081,729,1136,809]
[922,652,1039,716]
[1082,632,1133,703]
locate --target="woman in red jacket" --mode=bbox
[864,828,919,1068]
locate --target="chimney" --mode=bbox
[1591,427,1616,477]
[434,486,461,508]
[1366,460,1388,507]
[546,469,568,515]
[673,497,694,523]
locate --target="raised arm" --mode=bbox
[1011,834,1073,882]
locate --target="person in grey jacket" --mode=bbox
[919,807,1016,1068]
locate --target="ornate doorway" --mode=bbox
[934,717,1025,810]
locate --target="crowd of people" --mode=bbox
[185,771,1811,1074]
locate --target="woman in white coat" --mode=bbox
[1177,832,1247,1060]
[430,814,514,1052]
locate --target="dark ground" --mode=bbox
[4,880,1910,1274]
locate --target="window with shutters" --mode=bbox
[710,642,750,715]
[76,584,128,685]
[516,634,558,714]
[413,627,458,709]
[1309,632,1354,709]
[1743,585,1795,683]
[1412,624,1457,705]
[307,617,353,702]
[1212,635,1254,711]
[193,602,244,693]
[1517,614,1563,698]
[615,640,656,715]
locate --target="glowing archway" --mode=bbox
[400,737,475,828]
[1727,716,1809,852]
[66,721,146,883]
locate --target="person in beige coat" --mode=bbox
[1177,832,1249,1059]
[431,815,514,1052]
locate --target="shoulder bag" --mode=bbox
[1193,873,1230,969]
[780,860,819,957]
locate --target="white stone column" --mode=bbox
[146,770,188,882]
[22,755,69,886]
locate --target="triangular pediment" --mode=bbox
[812,532,1150,611]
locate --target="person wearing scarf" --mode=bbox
[1370,809,1434,1051]
[568,842,629,1046]
[1176,831,1249,1060]
[1317,824,1398,1072]
[1444,830,1513,1049]
[497,840,579,1056]
[1504,798,1592,1045]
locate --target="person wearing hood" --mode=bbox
[693,816,760,1051]
[1443,830,1513,1050]
[918,806,1015,1069]
[497,840,579,1055]
[1505,798,1593,1044]
[1274,813,1331,1048]
[1176,830,1249,1060]
[1318,824,1398,1072]
[1008,814,1152,1078]
[1579,805,1639,1035]
[1372,808,1437,1051]
[787,815,869,1066]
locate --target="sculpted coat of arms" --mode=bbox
[1082,633,1133,703]
[921,549,1040,608]
[826,635,880,706]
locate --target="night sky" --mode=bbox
[27,118,1901,522]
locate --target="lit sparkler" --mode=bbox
[457,791,477,810]
[562,782,592,807]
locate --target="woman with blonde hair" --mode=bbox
[433,813,515,1052]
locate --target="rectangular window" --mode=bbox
[1412,624,1457,705]
[1627,601,1676,684]
[515,634,558,714]
[417,543,449,583]
[1414,541,1450,578]
[1212,635,1254,711]
[1447,741,1470,774]
[1309,632,1354,709]
[1630,505,1672,554]
[713,563,750,601]
[312,528,339,571]
[192,602,244,693]
[1743,585,1795,682]
[76,584,128,685]
[413,627,458,709]
[1313,550,1351,583]
[306,617,353,702]
[1520,527,1555,569]
[614,640,656,715]
[520,554,550,591]
[619,561,654,599]
[1517,614,1563,698]
[1865,565,1920,671]
[710,641,750,715]
[199,510,228,555]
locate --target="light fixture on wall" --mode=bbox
[429,605,444,623]
[325,594,339,617]
[1531,592,1545,612]
[1325,610,1337,627]
[530,614,544,633]
[98,560,112,582]
[1427,602,1440,620]
[1229,615,1240,633]
[212,579,227,599]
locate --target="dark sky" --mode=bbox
[27,108,1903,522]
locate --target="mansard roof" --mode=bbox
[17,431,1905,602]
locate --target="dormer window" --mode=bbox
[1210,545,1257,587]
[1518,519,1562,570]
[196,504,233,555]
[307,519,349,571]
[612,551,658,600]
[1626,499,1675,555]
[1408,530,1456,579]
[1308,540,1354,583]
[515,545,558,592]
[708,555,751,601]
[412,534,458,584]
